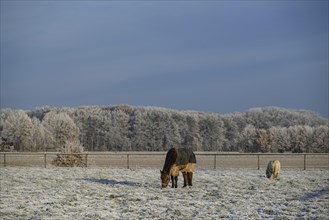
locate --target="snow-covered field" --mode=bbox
[1,167,328,219]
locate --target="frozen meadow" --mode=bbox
[1,167,328,220]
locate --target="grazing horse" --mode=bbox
[266,160,281,179]
[160,147,196,188]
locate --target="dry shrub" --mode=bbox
[52,141,86,167]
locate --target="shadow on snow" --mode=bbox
[82,178,141,187]
[299,186,329,201]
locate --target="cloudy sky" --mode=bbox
[1,1,328,117]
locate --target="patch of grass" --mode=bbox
[0,211,15,217]
[151,196,160,200]
[122,208,134,213]
[273,216,292,220]
[173,209,182,216]
[83,213,103,220]
[263,208,275,215]
[109,194,123,199]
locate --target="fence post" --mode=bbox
[214,154,217,169]
[85,154,88,167]
[304,154,306,170]
[44,154,47,168]
[257,154,260,170]
[4,154,6,167]
[127,154,130,169]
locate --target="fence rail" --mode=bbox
[0,152,328,170]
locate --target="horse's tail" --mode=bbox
[162,148,178,172]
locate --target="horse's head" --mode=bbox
[160,170,170,188]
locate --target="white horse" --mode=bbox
[266,160,281,179]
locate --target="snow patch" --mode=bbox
[1,167,328,219]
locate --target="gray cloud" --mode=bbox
[1,1,328,116]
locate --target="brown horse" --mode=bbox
[160,147,196,188]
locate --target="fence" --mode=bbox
[0,152,328,170]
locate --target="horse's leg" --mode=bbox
[171,175,175,188]
[182,172,188,187]
[187,172,193,186]
[171,175,178,188]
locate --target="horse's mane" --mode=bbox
[162,148,178,173]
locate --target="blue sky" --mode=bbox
[1,1,328,117]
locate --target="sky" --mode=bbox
[1,1,328,117]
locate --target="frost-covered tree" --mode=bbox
[130,109,181,151]
[311,126,329,153]
[31,117,46,151]
[288,126,310,153]
[243,107,327,129]
[1,105,328,152]
[2,110,33,151]
[142,110,168,151]
[180,113,201,150]
[240,125,257,152]
[256,129,270,152]
[74,107,111,151]
[199,114,226,151]
[302,126,315,153]
[153,110,181,150]
[42,111,80,151]
[130,110,149,151]
[222,116,240,151]
[269,127,290,152]
[106,109,131,151]
[0,109,13,135]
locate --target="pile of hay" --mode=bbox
[52,154,86,167]
[52,141,86,167]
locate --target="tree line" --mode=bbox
[0,105,328,153]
